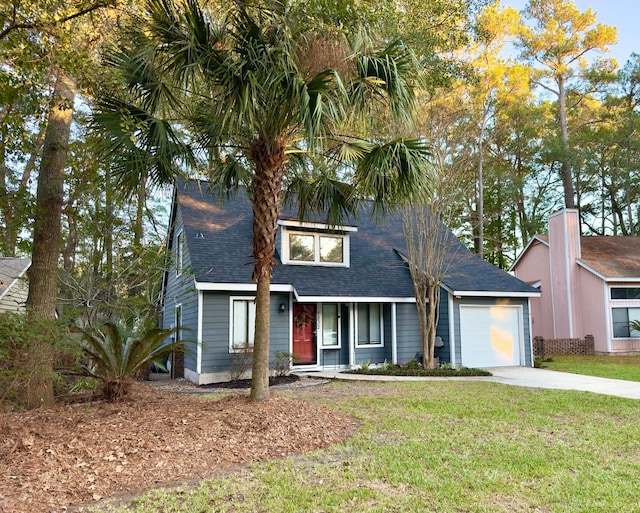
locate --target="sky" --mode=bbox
[506,0,639,66]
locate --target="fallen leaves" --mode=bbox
[0,382,356,513]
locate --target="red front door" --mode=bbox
[292,304,317,365]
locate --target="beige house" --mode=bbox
[0,258,30,314]
[511,209,640,354]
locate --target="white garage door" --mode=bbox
[459,306,522,367]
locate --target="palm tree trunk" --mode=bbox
[248,139,286,402]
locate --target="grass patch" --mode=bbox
[542,354,640,382]
[97,381,640,513]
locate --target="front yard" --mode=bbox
[541,354,640,382]
[96,380,640,513]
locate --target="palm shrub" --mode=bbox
[79,321,186,402]
[629,320,640,335]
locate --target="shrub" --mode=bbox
[79,321,185,402]
[272,351,295,377]
[229,346,252,381]
[0,312,73,409]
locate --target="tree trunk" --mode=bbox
[248,138,286,402]
[24,70,75,408]
[557,77,575,208]
[425,283,440,370]
[27,70,75,317]
[416,293,430,369]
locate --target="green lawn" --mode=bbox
[542,354,640,382]
[98,381,640,513]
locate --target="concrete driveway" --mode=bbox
[484,366,640,400]
[303,367,640,399]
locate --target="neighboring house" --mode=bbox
[0,258,31,314]
[161,180,539,384]
[511,209,640,354]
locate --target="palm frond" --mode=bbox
[284,168,358,227]
[354,138,432,217]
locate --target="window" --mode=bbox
[290,234,315,261]
[611,287,640,300]
[175,230,184,274]
[321,303,340,347]
[284,230,347,266]
[320,237,343,263]
[612,307,640,338]
[230,297,256,351]
[356,303,383,346]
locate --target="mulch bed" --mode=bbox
[0,379,356,513]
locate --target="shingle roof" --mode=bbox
[175,180,537,297]
[527,232,640,279]
[0,258,30,299]
[579,236,640,279]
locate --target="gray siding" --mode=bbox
[200,291,290,376]
[354,304,390,365]
[435,290,451,363]
[396,303,422,363]
[452,297,532,367]
[162,206,198,371]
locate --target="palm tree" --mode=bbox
[79,321,187,402]
[94,0,429,401]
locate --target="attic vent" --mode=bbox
[195,232,205,239]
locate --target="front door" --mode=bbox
[292,304,317,365]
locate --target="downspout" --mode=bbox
[391,302,397,364]
[448,294,456,365]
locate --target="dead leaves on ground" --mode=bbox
[0,383,357,513]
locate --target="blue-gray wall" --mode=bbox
[436,290,451,363]
[162,206,198,372]
[199,291,290,376]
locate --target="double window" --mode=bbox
[284,230,348,266]
[610,288,640,338]
[230,297,256,351]
[612,307,640,338]
[356,303,383,347]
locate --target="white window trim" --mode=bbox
[320,303,341,349]
[611,306,640,339]
[281,228,350,267]
[175,230,184,276]
[229,296,256,353]
[355,303,384,348]
[610,286,640,301]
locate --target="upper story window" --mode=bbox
[279,219,355,267]
[288,232,345,264]
[611,287,640,300]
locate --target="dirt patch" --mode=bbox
[0,380,356,513]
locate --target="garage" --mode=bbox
[459,305,523,367]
